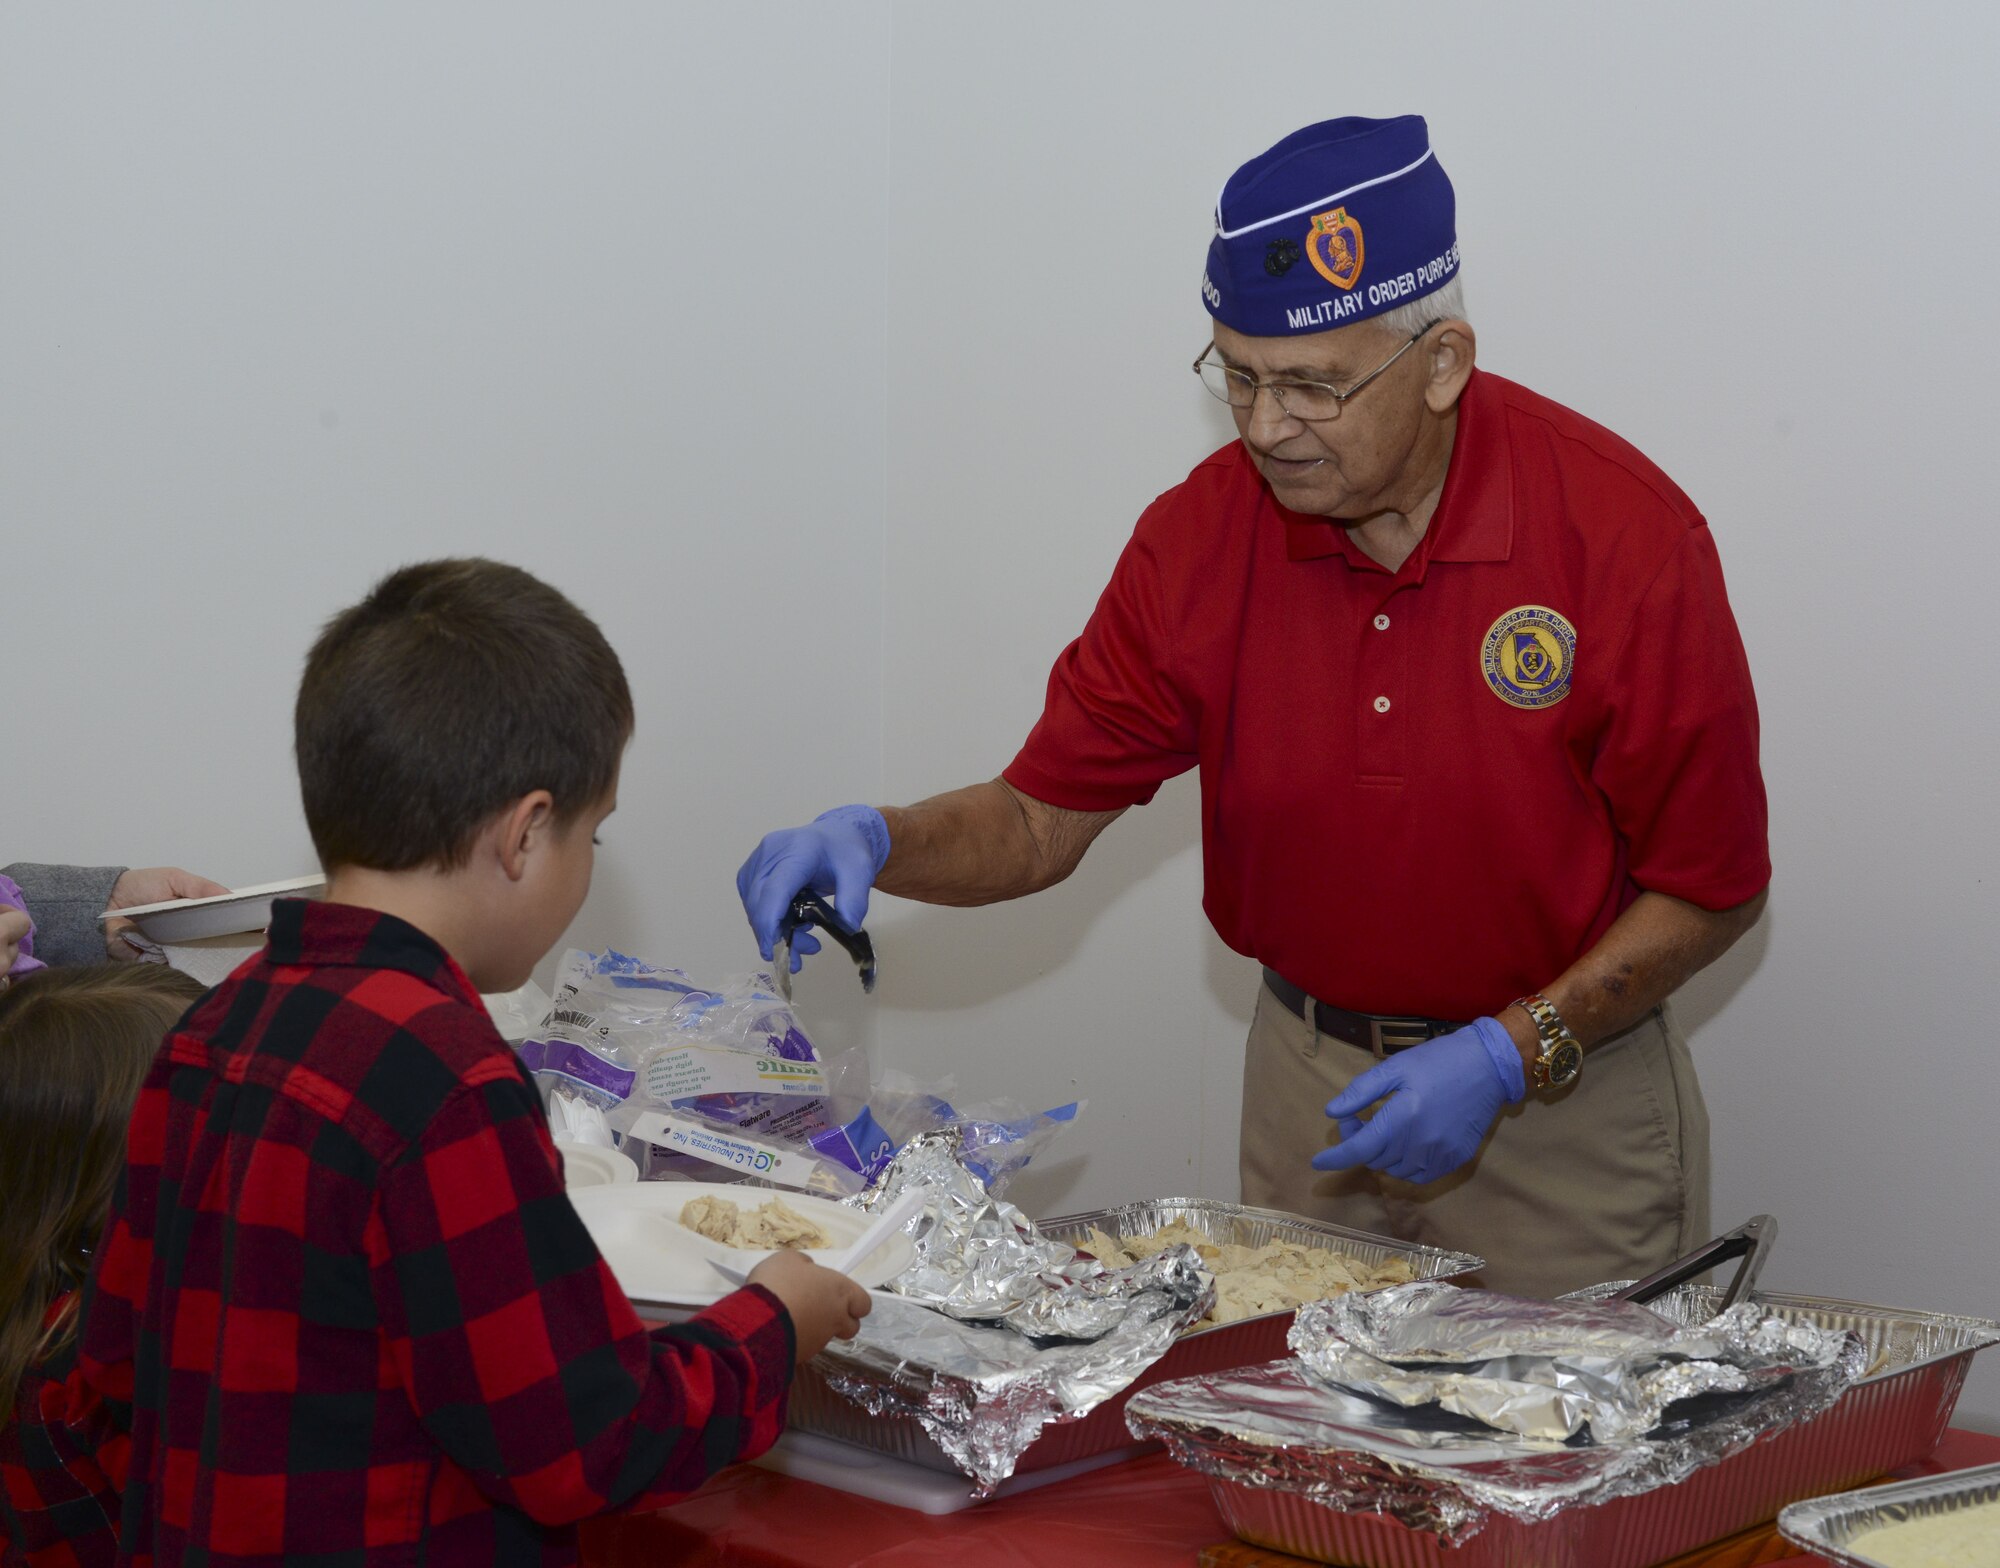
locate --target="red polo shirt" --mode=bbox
[1004,368,1769,1021]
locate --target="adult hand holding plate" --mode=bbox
[102,866,231,958]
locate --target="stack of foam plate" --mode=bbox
[555,1141,639,1190]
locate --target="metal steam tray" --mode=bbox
[1778,1459,2000,1565]
[1201,1283,1999,1568]
[785,1197,1482,1478]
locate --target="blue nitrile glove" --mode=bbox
[1310,1016,1526,1185]
[736,805,891,970]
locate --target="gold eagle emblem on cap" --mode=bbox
[1481,605,1577,709]
[1307,207,1365,291]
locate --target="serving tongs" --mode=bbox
[1610,1213,1776,1314]
[772,890,877,1004]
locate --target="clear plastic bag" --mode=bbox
[628,1059,1082,1198]
[524,949,1079,1198]
[520,949,823,1151]
[857,1070,1080,1196]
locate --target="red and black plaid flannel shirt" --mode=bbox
[71,900,794,1568]
[3,1300,121,1568]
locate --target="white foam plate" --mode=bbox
[99,875,326,942]
[569,1181,915,1309]
[557,1141,639,1189]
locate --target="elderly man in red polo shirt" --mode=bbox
[736,115,1768,1298]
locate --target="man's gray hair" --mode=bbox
[1377,275,1466,339]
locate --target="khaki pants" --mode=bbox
[1238,983,1710,1299]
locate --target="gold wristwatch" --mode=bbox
[1512,993,1584,1089]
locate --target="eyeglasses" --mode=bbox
[1192,320,1442,420]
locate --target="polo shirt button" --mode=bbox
[1373,695,1391,713]
[1373,613,1390,630]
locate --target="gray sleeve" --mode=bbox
[0,862,129,966]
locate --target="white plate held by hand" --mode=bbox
[569,1182,915,1309]
[100,875,325,943]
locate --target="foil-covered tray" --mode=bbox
[1292,1281,1857,1445]
[1161,1284,1999,1568]
[1778,1459,2000,1566]
[787,1198,1481,1479]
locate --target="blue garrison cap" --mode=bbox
[1202,115,1459,337]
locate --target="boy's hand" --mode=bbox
[746,1249,871,1365]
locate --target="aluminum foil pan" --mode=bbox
[1126,1337,1866,1542]
[1567,1281,2000,1386]
[790,1199,1481,1485]
[1779,1459,2000,1566]
[1044,1199,1482,1334]
[1292,1281,1854,1444]
[812,1248,1212,1495]
[1137,1287,2000,1568]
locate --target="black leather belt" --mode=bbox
[1262,970,1464,1056]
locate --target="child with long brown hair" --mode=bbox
[0,963,204,1567]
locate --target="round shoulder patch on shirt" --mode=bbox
[1481,605,1577,709]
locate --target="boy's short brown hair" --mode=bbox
[296,558,632,872]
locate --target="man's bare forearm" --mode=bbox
[1498,888,1769,1067]
[877,781,1125,906]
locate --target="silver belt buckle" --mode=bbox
[1370,1017,1434,1056]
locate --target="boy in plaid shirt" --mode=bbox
[69,559,869,1566]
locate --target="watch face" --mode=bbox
[1547,1040,1584,1086]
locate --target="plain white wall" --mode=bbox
[5,2,1997,1429]
[0,3,891,1052]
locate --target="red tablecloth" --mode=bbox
[579,1427,2000,1568]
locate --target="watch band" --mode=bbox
[1512,993,1584,1089]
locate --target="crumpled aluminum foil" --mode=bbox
[1290,1280,1855,1444]
[816,1127,1216,1493]
[850,1127,1078,1324]
[851,1125,1210,1341]
[1125,1329,1869,1546]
